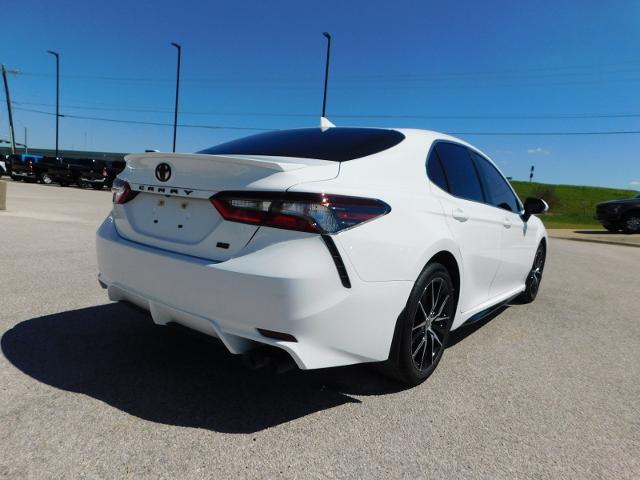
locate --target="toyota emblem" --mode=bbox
[155,163,172,182]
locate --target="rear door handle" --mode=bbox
[452,208,469,222]
[503,218,512,229]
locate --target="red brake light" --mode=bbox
[27,160,33,173]
[210,192,390,234]
[102,166,108,177]
[111,178,138,204]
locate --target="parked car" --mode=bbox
[96,127,548,386]
[105,159,126,188]
[596,194,640,233]
[40,157,103,187]
[8,154,46,182]
[41,157,78,185]
[0,155,7,177]
[78,158,126,189]
[48,158,111,188]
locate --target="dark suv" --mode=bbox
[596,194,640,233]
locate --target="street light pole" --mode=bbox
[171,42,181,153]
[1,65,16,154]
[47,50,60,159]
[321,32,332,119]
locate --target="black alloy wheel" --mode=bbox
[386,262,455,385]
[518,242,546,303]
[622,213,640,234]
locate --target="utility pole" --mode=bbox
[321,32,332,119]
[1,65,17,154]
[171,42,181,153]
[23,126,27,153]
[47,50,60,158]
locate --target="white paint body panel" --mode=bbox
[96,129,547,368]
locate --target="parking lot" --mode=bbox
[1,179,639,479]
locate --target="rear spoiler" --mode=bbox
[124,152,315,172]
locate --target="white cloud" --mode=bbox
[630,181,640,187]
[527,147,549,155]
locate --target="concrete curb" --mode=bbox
[548,234,640,249]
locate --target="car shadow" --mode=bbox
[1,303,410,434]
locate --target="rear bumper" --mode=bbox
[96,216,412,369]
[81,174,106,184]
[11,171,36,180]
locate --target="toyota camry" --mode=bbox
[96,127,548,385]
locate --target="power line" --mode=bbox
[15,74,640,89]
[449,130,640,136]
[16,60,640,82]
[12,106,640,136]
[12,106,274,131]
[12,101,640,120]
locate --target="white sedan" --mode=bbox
[96,127,548,385]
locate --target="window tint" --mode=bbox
[426,147,449,191]
[471,152,521,212]
[435,142,484,203]
[198,128,405,161]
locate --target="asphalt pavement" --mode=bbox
[1,180,639,479]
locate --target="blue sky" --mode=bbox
[2,0,639,190]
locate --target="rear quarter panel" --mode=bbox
[288,130,463,284]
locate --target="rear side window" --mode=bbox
[426,147,449,191]
[471,152,521,213]
[198,128,405,161]
[435,142,485,203]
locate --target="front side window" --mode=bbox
[471,152,521,213]
[434,142,485,203]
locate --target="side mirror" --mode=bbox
[522,197,548,221]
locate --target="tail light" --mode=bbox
[112,178,138,204]
[102,166,108,177]
[27,160,33,173]
[210,191,390,234]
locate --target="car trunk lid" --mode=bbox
[112,152,339,261]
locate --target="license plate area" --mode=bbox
[126,193,220,244]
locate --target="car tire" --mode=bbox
[621,212,640,234]
[91,183,104,190]
[603,225,619,232]
[383,262,455,386]
[518,242,546,304]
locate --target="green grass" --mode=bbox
[510,181,638,230]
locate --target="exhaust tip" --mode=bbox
[257,328,297,343]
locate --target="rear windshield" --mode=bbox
[198,127,405,161]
